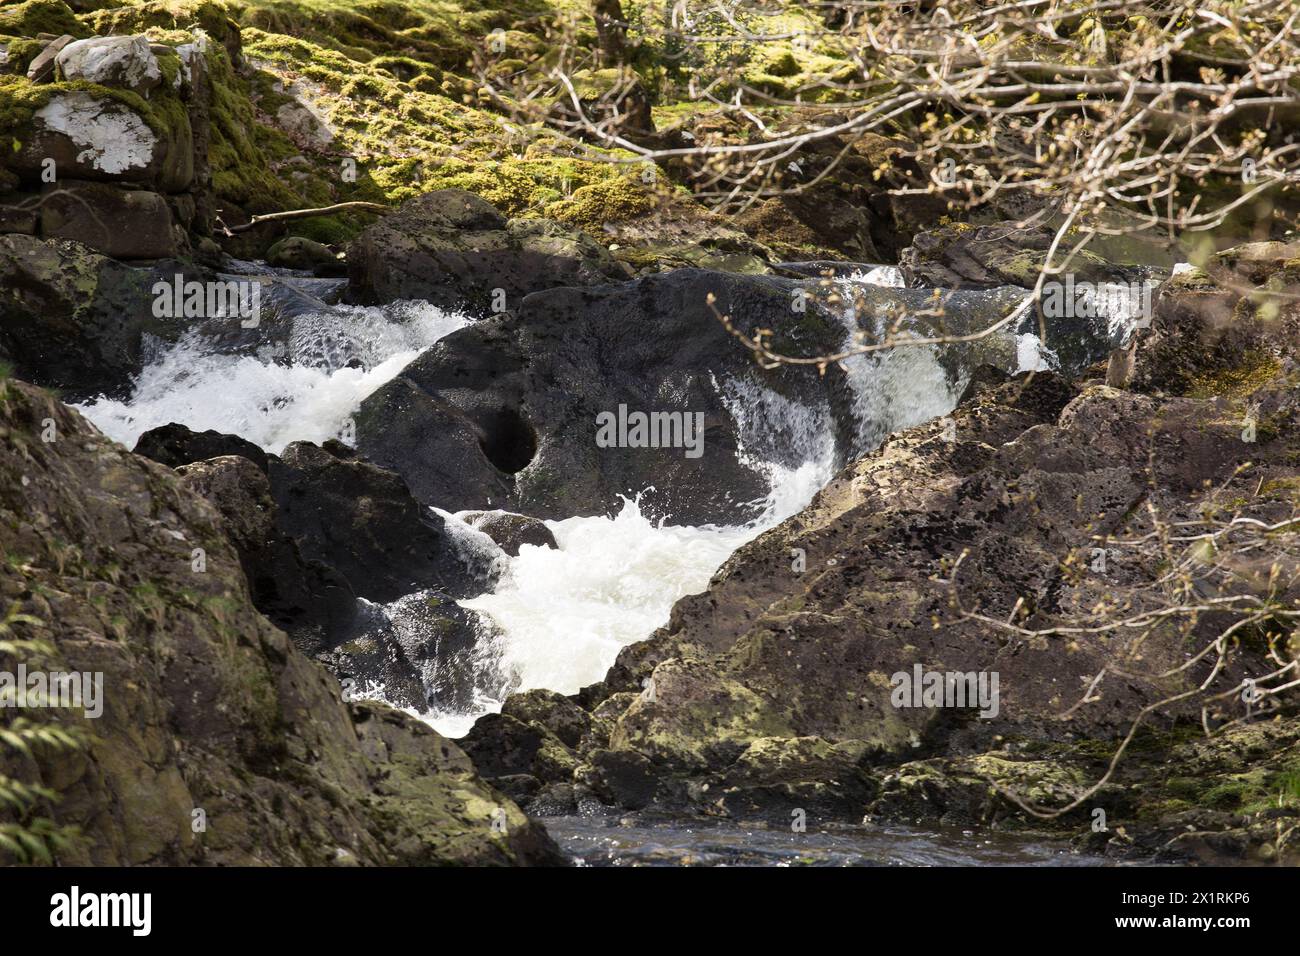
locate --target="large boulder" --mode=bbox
[356,267,1106,525]
[39,180,181,259]
[346,189,630,312]
[174,454,357,647]
[7,90,190,190]
[356,268,855,524]
[140,429,501,713]
[134,422,271,473]
[267,440,497,602]
[0,378,560,865]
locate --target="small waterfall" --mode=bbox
[73,261,1156,739]
[828,267,965,455]
[76,299,470,453]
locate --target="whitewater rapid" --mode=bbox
[77,300,471,453]
[75,263,1112,739]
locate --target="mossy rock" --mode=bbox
[0,0,88,38]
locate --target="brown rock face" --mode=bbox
[39,181,179,259]
[345,189,630,312]
[0,379,561,865]
[465,272,1300,861]
[734,132,948,263]
[899,221,1139,289]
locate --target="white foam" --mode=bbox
[849,264,905,287]
[832,276,961,454]
[77,300,469,453]
[1016,332,1056,372]
[460,494,765,698]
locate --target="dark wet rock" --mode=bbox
[357,268,855,524]
[314,600,429,713]
[267,235,344,276]
[343,589,498,715]
[357,267,1110,524]
[502,689,592,749]
[346,189,630,312]
[174,454,356,646]
[586,749,660,810]
[38,181,180,259]
[134,422,270,473]
[0,234,200,398]
[179,275,334,359]
[900,221,1141,289]
[0,378,561,865]
[461,713,547,779]
[492,773,544,806]
[461,510,557,555]
[268,440,495,603]
[163,440,498,714]
[714,737,880,822]
[461,712,581,784]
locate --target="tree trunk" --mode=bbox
[593,0,627,66]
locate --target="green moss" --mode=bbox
[0,0,88,39]
[1163,266,1217,291]
[545,174,655,230]
[82,0,241,52]
[205,47,302,213]
[1185,350,1282,399]
[1200,778,1252,810]
[0,35,47,75]
[0,72,188,156]
[0,74,47,145]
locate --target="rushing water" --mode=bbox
[77,299,471,454]
[70,259,1147,864]
[74,261,1143,742]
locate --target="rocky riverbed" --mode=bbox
[2,0,1299,868]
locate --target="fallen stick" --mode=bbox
[223,201,391,234]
